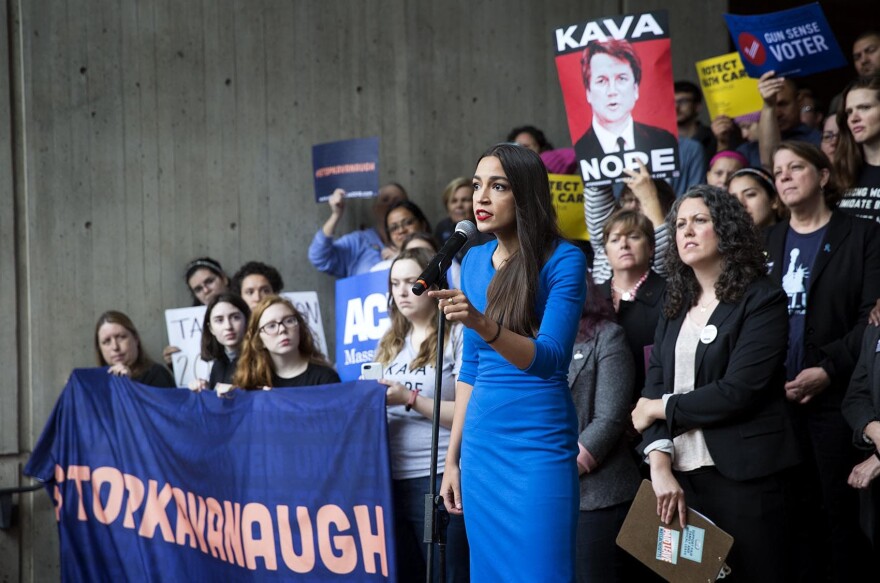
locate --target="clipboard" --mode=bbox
[616,480,734,582]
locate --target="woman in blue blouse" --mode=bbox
[431,143,587,581]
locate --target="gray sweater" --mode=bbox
[568,321,641,511]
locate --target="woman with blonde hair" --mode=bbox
[373,247,469,581]
[232,296,338,389]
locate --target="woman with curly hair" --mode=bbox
[631,185,799,582]
[232,296,339,389]
[767,141,879,579]
[232,261,284,309]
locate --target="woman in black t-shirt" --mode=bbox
[188,292,250,391]
[232,295,339,389]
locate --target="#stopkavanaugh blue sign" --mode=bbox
[24,369,396,582]
[335,269,391,382]
[724,3,846,78]
[312,137,381,203]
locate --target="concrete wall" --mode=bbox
[0,0,728,579]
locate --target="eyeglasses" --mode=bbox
[259,316,299,335]
[191,275,217,296]
[388,217,418,235]
[801,105,816,113]
[821,132,839,142]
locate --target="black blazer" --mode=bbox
[765,210,880,402]
[599,270,666,396]
[842,324,880,449]
[639,277,800,482]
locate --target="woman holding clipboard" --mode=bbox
[631,185,799,582]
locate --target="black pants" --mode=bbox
[676,467,788,583]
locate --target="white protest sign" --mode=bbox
[164,305,211,387]
[281,291,329,358]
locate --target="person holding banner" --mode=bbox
[188,293,250,391]
[433,143,586,581]
[233,296,339,389]
[835,76,880,223]
[632,185,799,582]
[95,311,176,388]
[373,247,469,582]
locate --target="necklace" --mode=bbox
[492,249,511,269]
[697,296,718,313]
[611,271,649,302]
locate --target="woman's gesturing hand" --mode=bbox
[428,289,487,331]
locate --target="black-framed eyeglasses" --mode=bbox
[259,316,299,335]
[821,132,839,142]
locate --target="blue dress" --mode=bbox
[458,240,586,582]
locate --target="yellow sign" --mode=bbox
[549,174,588,241]
[695,52,763,121]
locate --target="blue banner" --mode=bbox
[335,269,391,382]
[724,3,846,78]
[312,137,380,202]
[25,369,396,582]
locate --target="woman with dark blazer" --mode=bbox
[596,209,666,397]
[632,185,799,582]
[569,273,641,582]
[766,141,880,578]
[842,325,880,549]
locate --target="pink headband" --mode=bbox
[709,150,748,169]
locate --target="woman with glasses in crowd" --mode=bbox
[164,257,232,364]
[233,296,339,389]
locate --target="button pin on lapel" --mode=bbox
[823,243,831,253]
[700,325,718,345]
[573,349,584,360]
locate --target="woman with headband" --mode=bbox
[706,150,747,190]
[727,167,783,228]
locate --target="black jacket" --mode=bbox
[765,210,880,403]
[640,277,800,481]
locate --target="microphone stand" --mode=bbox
[425,274,450,583]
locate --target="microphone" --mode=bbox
[412,220,477,295]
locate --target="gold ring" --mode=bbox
[449,298,455,305]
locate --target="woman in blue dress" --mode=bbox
[430,143,587,581]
